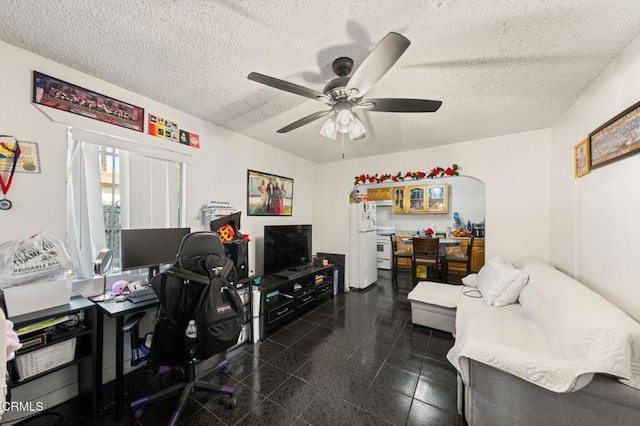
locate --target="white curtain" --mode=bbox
[119,151,179,229]
[66,140,106,279]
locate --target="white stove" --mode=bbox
[375,226,395,270]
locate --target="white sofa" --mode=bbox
[447,260,640,426]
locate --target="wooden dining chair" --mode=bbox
[445,236,474,282]
[391,233,412,290]
[412,237,444,286]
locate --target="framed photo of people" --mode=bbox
[247,170,293,216]
[32,71,145,132]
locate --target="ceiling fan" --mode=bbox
[248,32,442,141]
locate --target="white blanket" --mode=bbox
[447,262,640,393]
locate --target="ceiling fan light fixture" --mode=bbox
[349,113,366,140]
[336,108,354,133]
[320,117,337,139]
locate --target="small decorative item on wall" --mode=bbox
[0,135,21,210]
[589,100,640,169]
[353,164,461,185]
[179,130,200,149]
[574,137,590,178]
[148,114,179,142]
[426,184,448,213]
[32,71,144,132]
[0,140,41,174]
[247,170,293,216]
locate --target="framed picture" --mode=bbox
[426,184,448,213]
[32,71,145,132]
[247,170,293,216]
[574,137,590,177]
[589,100,640,168]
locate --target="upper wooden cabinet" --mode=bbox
[368,187,392,201]
[393,187,407,213]
[394,186,428,213]
[393,184,447,214]
[408,185,428,213]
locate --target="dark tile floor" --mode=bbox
[48,270,465,425]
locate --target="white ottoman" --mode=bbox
[407,281,463,333]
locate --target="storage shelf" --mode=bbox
[258,265,336,339]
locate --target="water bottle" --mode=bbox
[185,320,197,355]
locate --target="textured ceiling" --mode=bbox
[1,0,640,163]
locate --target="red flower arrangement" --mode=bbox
[354,164,461,185]
[424,228,434,236]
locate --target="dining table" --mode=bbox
[400,236,461,255]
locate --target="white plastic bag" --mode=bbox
[0,232,73,288]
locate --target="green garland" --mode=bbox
[354,164,461,185]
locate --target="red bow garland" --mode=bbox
[354,164,461,185]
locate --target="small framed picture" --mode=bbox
[574,137,590,178]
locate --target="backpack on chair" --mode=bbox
[149,232,243,367]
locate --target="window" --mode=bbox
[67,132,185,279]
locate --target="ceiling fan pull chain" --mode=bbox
[341,133,345,159]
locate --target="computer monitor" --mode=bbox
[120,227,190,281]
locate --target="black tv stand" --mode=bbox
[257,264,336,340]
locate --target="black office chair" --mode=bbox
[129,232,238,425]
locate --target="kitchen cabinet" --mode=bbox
[393,185,428,214]
[393,187,406,213]
[448,237,485,274]
[368,187,392,201]
[408,186,428,213]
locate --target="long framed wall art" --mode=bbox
[32,71,144,132]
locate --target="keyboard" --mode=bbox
[126,286,157,303]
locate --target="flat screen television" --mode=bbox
[263,225,311,276]
[121,227,190,280]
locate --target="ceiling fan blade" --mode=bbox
[248,72,330,103]
[362,98,443,113]
[345,32,411,98]
[276,110,332,133]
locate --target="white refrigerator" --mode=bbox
[348,202,377,290]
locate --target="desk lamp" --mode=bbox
[90,248,114,302]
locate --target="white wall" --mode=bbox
[0,39,319,417]
[316,128,552,277]
[550,33,640,322]
[0,39,318,280]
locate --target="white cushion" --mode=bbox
[477,257,529,306]
[493,263,529,306]
[461,273,478,287]
[408,281,463,308]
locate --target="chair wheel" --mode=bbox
[134,408,144,418]
[220,366,232,375]
[227,394,237,408]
